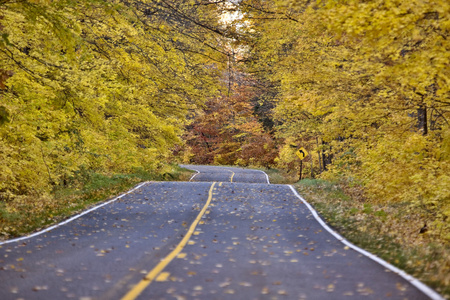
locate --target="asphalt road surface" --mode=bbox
[0,165,441,300]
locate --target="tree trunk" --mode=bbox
[316,137,322,173]
[322,140,332,171]
[417,105,428,135]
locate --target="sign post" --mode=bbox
[295,147,308,181]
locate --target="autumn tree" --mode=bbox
[0,0,226,214]
[236,0,450,238]
[185,71,277,167]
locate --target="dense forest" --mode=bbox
[0,0,227,221]
[1,1,449,240]
[186,0,450,241]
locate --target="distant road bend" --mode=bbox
[0,165,443,299]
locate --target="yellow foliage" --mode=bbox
[239,0,450,239]
[0,0,224,207]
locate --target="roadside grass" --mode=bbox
[257,168,298,184]
[0,165,194,241]
[262,170,449,299]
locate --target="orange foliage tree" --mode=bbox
[184,73,277,167]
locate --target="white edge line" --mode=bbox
[258,170,270,184]
[0,182,149,246]
[288,185,444,300]
[231,167,270,184]
[188,168,200,182]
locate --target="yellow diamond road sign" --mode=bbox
[295,147,308,160]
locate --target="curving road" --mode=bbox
[183,165,270,184]
[0,165,441,299]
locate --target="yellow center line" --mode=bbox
[230,171,235,183]
[121,182,217,300]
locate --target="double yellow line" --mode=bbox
[121,182,216,300]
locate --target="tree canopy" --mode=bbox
[233,0,450,239]
[0,0,226,207]
[1,0,449,240]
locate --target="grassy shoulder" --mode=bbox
[0,165,194,241]
[261,168,449,299]
[259,168,299,184]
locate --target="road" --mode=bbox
[0,165,440,299]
